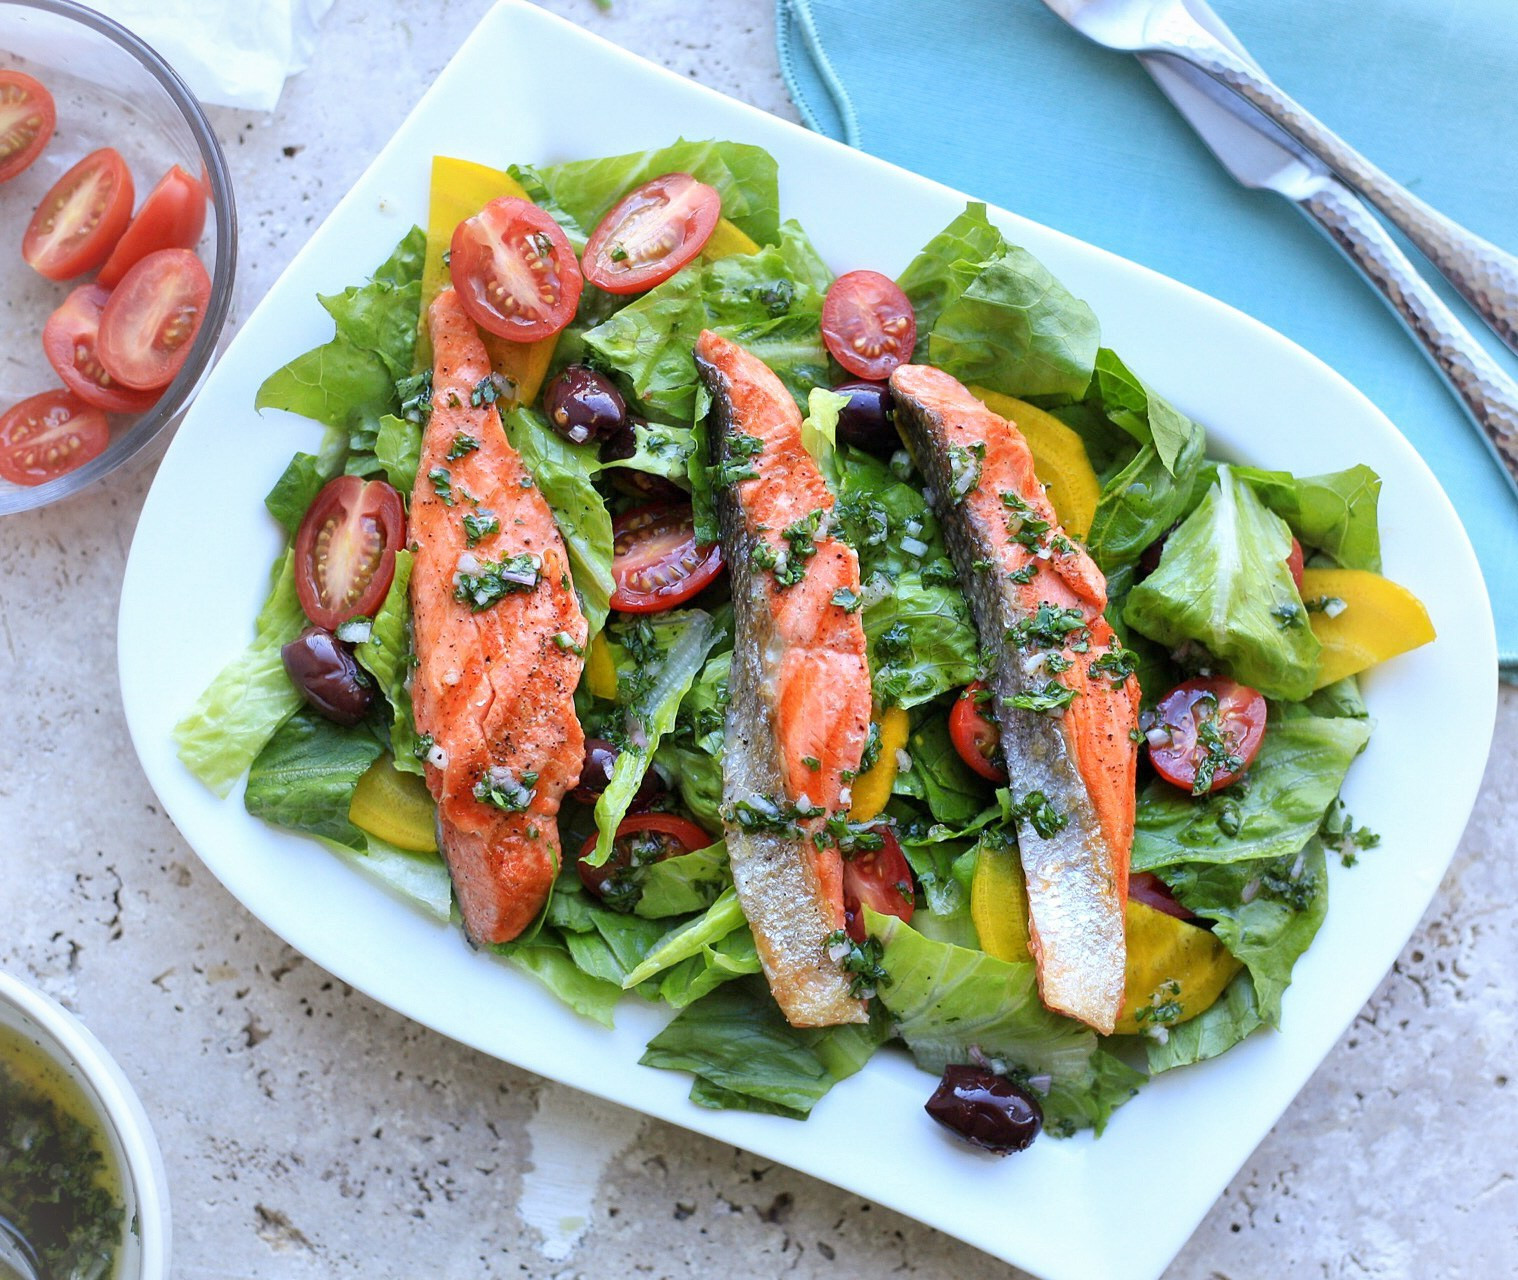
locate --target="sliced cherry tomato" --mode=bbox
[42,284,162,414]
[581,172,721,295]
[842,826,915,943]
[1286,536,1305,594]
[577,812,711,911]
[1128,871,1196,923]
[1147,676,1267,796]
[97,165,208,288]
[0,391,108,486]
[0,70,55,182]
[449,196,582,342]
[293,475,405,629]
[96,248,211,390]
[948,682,1006,783]
[22,147,133,280]
[610,502,724,613]
[821,270,917,380]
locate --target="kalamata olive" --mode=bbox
[543,364,626,444]
[924,1064,1043,1155]
[281,626,374,726]
[832,380,896,456]
[572,737,664,808]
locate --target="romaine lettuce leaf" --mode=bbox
[501,405,615,636]
[1124,465,1321,700]
[352,550,421,774]
[324,832,452,922]
[832,446,949,581]
[1232,464,1383,572]
[506,937,625,1028]
[598,421,694,487]
[374,413,423,492]
[1144,969,1264,1073]
[896,202,1013,342]
[1132,712,1372,871]
[868,911,1141,1136]
[620,886,748,989]
[527,139,782,248]
[173,549,307,795]
[655,739,725,832]
[635,839,731,918]
[243,708,384,851]
[651,927,761,1009]
[893,711,991,826]
[264,451,333,532]
[1087,349,1194,475]
[862,573,979,710]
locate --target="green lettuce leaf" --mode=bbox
[264,451,333,532]
[833,446,950,581]
[174,549,307,795]
[655,739,725,833]
[897,202,1013,342]
[528,139,782,247]
[1144,970,1264,1073]
[598,421,694,487]
[651,927,761,1009]
[374,413,423,492]
[894,711,992,826]
[1132,712,1372,871]
[1087,349,1195,475]
[620,885,747,988]
[862,573,979,710]
[1124,465,1321,700]
[243,709,385,851]
[635,840,731,918]
[324,833,452,922]
[352,549,421,774]
[1232,464,1383,571]
[505,937,625,1028]
[869,911,1141,1136]
[501,405,615,636]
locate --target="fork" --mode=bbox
[1037,0,1518,358]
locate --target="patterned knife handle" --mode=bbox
[1150,9,1518,359]
[1298,177,1518,490]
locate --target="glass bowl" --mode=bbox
[0,0,235,515]
[0,969,171,1279]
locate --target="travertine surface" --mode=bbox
[2,2,1515,1277]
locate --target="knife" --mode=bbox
[1137,8,1518,491]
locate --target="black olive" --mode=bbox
[571,737,664,808]
[832,380,897,456]
[1136,521,1181,581]
[543,364,626,445]
[923,1064,1043,1155]
[281,626,374,726]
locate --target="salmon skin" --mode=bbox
[410,288,587,946]
[694,330,870,1028]
[889,364,1137,1035]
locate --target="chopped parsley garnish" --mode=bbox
[801,755,821,772]
[1190,698,1246,794]
[713,431,764,489]
[609,243,629,263]
[749,540,780,572]
[551,631,584,655]
[454,552,542,611]
[413,732,436,760]
[1009,603,1089,651]
[772,509,826,587]
[754,278,795,316]
[1007,562,1039,585]
[725,793,818,835]
[1001,490,1051,549]
[824,932,891,998]
[1305,595,1347,615]
[429,467,456,506]
[1319,799,1381,867]
[1134,979,1184,1029]
[813,814,887,856]
[946,440,986,502]
[473,768,538,813]
[447,432,480,460]
[1271,601,1305,630]
[396,369,433,425]
[858,720,884,774]
[1006,680,1079,714]
[831,586,863,612]
[461,510,499,546]
[1256,856,1321,911]
[1007,789,1068,839]
[1090,646,1139,686]
[470,374,506,407]
[922,558,961,585]
[874,622,911,660]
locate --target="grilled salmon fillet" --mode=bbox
[695,329,871,1028]
[890,364,1137,1034]
[410,288,587,946]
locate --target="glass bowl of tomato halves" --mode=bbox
[0,0,235,514]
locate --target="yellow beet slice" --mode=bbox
[848,706,910,822]
[970,841,1031,963]
[349,754,438,853]
[701,217,761,261]
[1301,567,1436,689]
[584,632,619,700]
[1114,898,1242,1036]
[969,386,1102,538]
[416,155,557,404]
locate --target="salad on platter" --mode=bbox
[174,138,1436,1153]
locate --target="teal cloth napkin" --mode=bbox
[778,0,1518,676]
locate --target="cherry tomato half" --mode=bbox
[43,284,162,414]
[293,475,406,629]
[582,172,721,295]
[0,70,55,183]
[577,812,712,910]
[1147,676,1267,796]
[948,682,1006,783]
[97,248,211,390]
[1286,536,1305,594]
[842,826,916,943]
[821,270,917,381]
[610,502,724,613]
[1128,871,1195,923]
[0,390,108,486]
[97,165,208,288]
[23,147,134,280]
[449,197,582,342]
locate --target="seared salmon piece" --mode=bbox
[410,288,587,945]
[890,363,1137,1034]
[694,329,870,1028]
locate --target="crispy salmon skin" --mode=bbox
[890,364,1137,1034]
[409,288,587,946]
[695,329,870,1028]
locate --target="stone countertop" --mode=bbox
[3,1,1515,1276]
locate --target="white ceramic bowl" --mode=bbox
[0,970,170,1280]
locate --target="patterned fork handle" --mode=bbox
[1147,7,1518,358]
[1299,178,1518,489]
